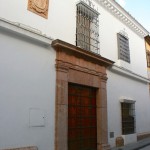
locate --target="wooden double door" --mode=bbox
[68,84,97,150]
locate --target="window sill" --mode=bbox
[115,59,132,71]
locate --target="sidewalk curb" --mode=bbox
[111,138,150,150]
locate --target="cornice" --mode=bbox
[0,17,53,45]
[110,64,150,83]
[52,39,114,67]
[95,0,149,38]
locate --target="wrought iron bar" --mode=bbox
[76,2,99,54]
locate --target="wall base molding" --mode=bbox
[0,146,37,150]
[137,132,150,141]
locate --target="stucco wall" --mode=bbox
[0,0,149,149]
[98,2,147,77]
[107,69,150,147]
[0,0,147,76]
[0,0,76,45]
[0,0,147,77]
[0,28,56,150]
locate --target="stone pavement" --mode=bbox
[140,145,150,150]
[111,138,150,150]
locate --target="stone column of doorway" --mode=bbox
[55,62,68,150]
[97,78,110,150]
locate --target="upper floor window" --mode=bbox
[117,33,130,63]
[76,1,99,53]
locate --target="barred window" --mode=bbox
[117,33,130,63]
[146,51,150,67]
[76,1,99,53]
[121,102,135,135]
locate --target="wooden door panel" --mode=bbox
[68,84,97,150]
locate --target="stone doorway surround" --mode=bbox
[52,39,114,150]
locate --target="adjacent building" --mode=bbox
[145,35,150,79]
[0,0,150,150]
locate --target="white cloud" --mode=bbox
[116,0,126,7]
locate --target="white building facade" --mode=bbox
[0,0,150,150]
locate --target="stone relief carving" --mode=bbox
[28,0,49,19]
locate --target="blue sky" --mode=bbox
[116,0,150,32]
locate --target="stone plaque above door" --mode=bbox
[28,0,49,19]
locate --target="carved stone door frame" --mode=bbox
[52,40,114,150]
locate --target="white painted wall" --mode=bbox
[0,27,56,150]
[107,70,150,147]
[97,2,150,147]
[0,0,147,77]
[98,3,147,77]
[122,134,137,145]
[0,0,149,149]
[0,0,76,45]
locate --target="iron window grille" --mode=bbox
[76,1,99,54]
[121,102,135,135]
[146,51,150,67]
[117,33,130,63]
